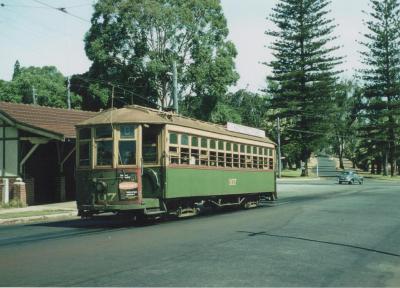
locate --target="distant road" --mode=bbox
[1,180,400,286]
[312,155,339,177]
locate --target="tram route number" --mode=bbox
[228,178,237,186]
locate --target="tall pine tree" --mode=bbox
[266,0,342,175]
[359,0,400,176]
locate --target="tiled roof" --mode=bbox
[0,101,98,139]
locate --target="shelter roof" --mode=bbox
[77,105,275,145]
[0,101,98,140]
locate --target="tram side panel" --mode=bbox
[164,167,275,199]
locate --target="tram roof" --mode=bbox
[77,105,275,145]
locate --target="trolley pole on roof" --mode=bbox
[277,117,282,178]
[172,61,178,113]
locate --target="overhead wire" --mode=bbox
[31,0,90,23]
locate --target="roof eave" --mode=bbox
[0,111,65,141]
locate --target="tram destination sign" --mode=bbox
[226,122,265,138]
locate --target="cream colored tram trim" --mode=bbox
[165,124,275,148]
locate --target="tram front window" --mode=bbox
[142,125,160,164]
[95,126,113,166]
[97,141,113,166]
[118,125,136,165]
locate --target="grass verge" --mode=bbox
[281,169,317,178]
[359,173,400,181]
[0,210,71,219]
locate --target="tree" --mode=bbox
[12,60,21,80]
[359,0,400,176]
[0,80,19,102]
[330,80,362,169]
[9,66,81,108]
[265,0,343,176]
[83,0,239,119]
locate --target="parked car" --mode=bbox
[337,171,363,185]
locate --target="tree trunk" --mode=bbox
[339,157,344,170]
[377,158,382,175]
[371,160,375,174]
[339,139,344,169]
[301,161,309,177]
[383,151,388,176]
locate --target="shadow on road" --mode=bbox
[237,230,400,258]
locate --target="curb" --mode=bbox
[277,177,323,181]
[0,211,79,225]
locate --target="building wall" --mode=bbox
[0,120,19,177]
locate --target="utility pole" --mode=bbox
[277,117,282,178]
[67,76,71,109]
[111,85,115,109]
[32,86,37,105]
[172,61,178,113]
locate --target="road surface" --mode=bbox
[1,179,400,286]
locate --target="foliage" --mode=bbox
[0,198,26,209]
[0,64,81,109]
[358,0,400,176]
[265,0,343,175]
[83,0,239,119]
[330,80,363,169]
[12,60,21,80]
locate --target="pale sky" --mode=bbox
[0,0,369,93]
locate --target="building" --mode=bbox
[0,101,97,204]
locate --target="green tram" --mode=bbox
[75,105,277,218]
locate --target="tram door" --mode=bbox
[141,125,163,197]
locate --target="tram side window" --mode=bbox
[269,150,274,169]
[78,128,91,167]
[209,139,216,166]
[190,136,199,165]
[118,125,136,165]
[169,132,179,164]
[180,134,189,165]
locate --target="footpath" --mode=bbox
[0,201,78,225]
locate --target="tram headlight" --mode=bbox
[96,181,107,193]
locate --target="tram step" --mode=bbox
[144,208,167,216]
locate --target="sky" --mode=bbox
[0,0,370,93]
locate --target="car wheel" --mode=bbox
[360,179,363,185]
[349,180,353,185]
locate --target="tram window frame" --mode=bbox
[78,128,91,168]
[94,125,114,167]
[180,134,190,165]
[209,139,217,167]
[168,132,180,165]
[233,143,239,168]
[226,142,233,168]
[117,125,137,166]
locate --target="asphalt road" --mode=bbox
[312,155,338,177]
[1,179,400,286]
